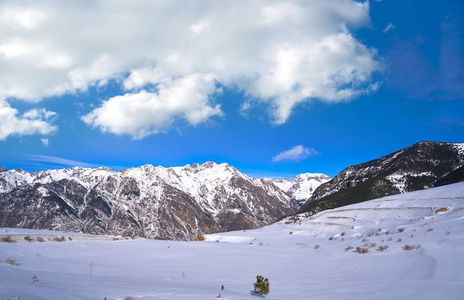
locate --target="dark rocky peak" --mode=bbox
[0,166,6,172]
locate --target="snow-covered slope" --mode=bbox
[271,173,331,204]
[0,162,298,240]
[1,183,463,299]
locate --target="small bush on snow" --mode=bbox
[378,245,389,252]
[404,245,421,251]
[356,247,369,254]
[253,275,270,297]
[345,246,354,252]
[193,236,205,241]
[1,235,14,243]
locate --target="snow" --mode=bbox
[1,182,464,299]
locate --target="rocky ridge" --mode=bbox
[300,141,464,215]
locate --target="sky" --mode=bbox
[0,0,463,179]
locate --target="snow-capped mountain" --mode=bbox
[0,162,299,240]
[269,173,331,204]
[300,141,464,215]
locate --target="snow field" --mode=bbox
[1,183,464,299]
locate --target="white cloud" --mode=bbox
[383,23,395,33]
[0,0,383,137]
[272,145,320,162]
[83,74,222,139]
[41,138,49,147]
[0,101,56,140]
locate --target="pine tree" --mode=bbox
[253,275,270,297]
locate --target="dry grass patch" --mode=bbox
[378,245,389,252]
[4,257,20,266]
[24,235,34,242]
[0,235,14,243]
[435,207,449,213]
[356,247,369,254]
[404,245,421,251]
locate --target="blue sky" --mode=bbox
[0,0,463,178]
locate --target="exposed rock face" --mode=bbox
[0,162,299,240]
[300,141,464,215]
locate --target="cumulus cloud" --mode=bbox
[82,74,222,139]
[272,145,320,162]
[0,101,56,140]
[0,0,383,138]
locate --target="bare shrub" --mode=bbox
[388,238,393,241]
[397,238,402,242]
[4,257,20,266]
[340,232,345,236]
[345,246,354,252]
[37,237,45,242]
[289,231,293,235]
[68,237,73,241]
[1,235,14,243]
[378,245,389,252]
[125,297,134,300]
[362,238,369,242]
[87,262,95,280]
[259,241,264,246]
[328,236,333,241]
[356,247,369,254]
[193,236,205,241]
[398,228,405,233]
[314,245,320,249]
[53,236,66,242]
[24,235,34,242]
[404,245,421,251]
[427,228,434,232]
[369,243,377,248]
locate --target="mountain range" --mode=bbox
[1,141,463,240]
[0,162,321,240]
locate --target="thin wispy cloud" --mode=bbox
[27,155,100,169]
[40,138,49,147]
[383,23,395,33]
[272,145,320,162]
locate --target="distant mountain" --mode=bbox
[300,141,464,215]
[0,162,299,240]
[268,173,331,205]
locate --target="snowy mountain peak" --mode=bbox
[270,173,331,204]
